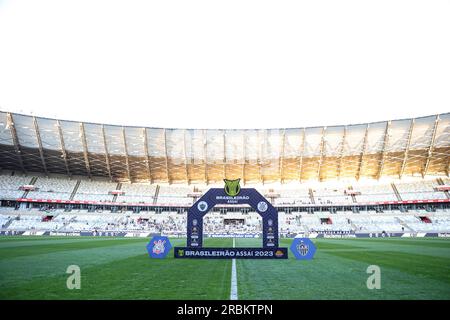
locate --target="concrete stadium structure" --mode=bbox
[0,111,449,238]
[0,111,448,184]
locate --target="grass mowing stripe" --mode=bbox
[317,238,450,259]
[314,240,365,250]
[236,238,450,300]
[1,254,232,299]
[323,249,450,284]
[0,238,147,259]
[1,236,449,299]
[354,238,450,248]
[0,236,135,248]
[0,236,129,244]
[0,239,165,289]
[316,249,450,300]
[1,238,232,299]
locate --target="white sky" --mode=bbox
[0,0,449,129]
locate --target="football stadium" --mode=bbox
[1,1,450,308]
[0,110,449,300]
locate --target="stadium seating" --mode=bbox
[272,185,312,205]
[1,172,449,236]
[1,173,448,205]
[7,215,63,231]
[1,207,450,234]
[117,183,156,203]
[73,180,117,202]
[353,181,398,203]
[395,180,447,200]
[311,184,353,205]
[156,185,194,205]
[28,176,77,200]
[351,215,405,232]
[0,174,31,200]
[0,214,13,228]
[296,214,353,232]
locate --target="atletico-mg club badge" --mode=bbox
[297,241,309,256]
[290,237,316,260]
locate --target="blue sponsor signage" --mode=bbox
[290,238,316,260]
[147,236,172,259]
[174,247,288,259]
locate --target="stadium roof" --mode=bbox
[0,111,449,184]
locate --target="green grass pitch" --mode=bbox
[0,236,449,299]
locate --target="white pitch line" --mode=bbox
[230,238,238,300]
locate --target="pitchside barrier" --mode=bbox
[2,231,444,238]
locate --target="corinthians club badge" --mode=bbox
[147,236,172,259]
[153,239,166,254]
[257,201,268,213]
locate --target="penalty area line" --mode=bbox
[230,237,238,300]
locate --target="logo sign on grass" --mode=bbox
[147,236,172,259]
[290,238,316,260]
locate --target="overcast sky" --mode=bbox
[0,0,449,129]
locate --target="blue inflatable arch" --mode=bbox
[186,188,279,248]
